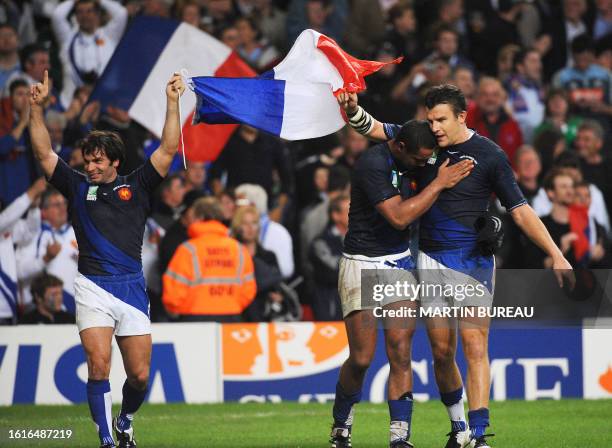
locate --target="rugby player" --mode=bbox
[338,84,573,448]
[330,119,474,448]
[29,70,185,448]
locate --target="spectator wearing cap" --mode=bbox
[51,0,128,108]
[0,23,20,93]
[158,189,206,278]
[19,273,75,324]
[163,197,256,322]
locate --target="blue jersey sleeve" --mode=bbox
[48,157,86,202]
[383,123,402,140]
[133,158,164,195]
[491,151,527,211]
[355,150,399,206]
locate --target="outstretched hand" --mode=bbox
[337,91,358,115]
[166,72,186,101]
[30,70,50,107]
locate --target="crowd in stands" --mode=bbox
[1,0,611,325]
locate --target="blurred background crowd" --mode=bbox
[1,0,611,326]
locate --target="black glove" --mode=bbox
[474,214,503,256]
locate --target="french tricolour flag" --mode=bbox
[89,16,255,162]
[190,29,401,140]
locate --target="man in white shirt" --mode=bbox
[0,178,45,324]
[16,187,78,313]
[52,0,127,108]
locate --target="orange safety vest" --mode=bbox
[162,220,256,316]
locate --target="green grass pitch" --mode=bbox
[1,400,611,447]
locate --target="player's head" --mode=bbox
[74,0,102,34]
[31,273,63,314]
[424,84,467,147]
[393,119,437,167]
[81,130,125,184]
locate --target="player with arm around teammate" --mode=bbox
[29,70,185,448]
[329,119,473,448]
[338,85,573,448]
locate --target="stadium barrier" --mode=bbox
[1,323,610,405]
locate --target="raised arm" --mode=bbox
[100,0,128,41]
[511,204,575,287]
[29,70,58,178]
[150,73,186,178]
[50,0,74,47]
[376,159,473,229]
[337,91,388,142]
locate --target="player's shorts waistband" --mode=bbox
[82,271,145,284]
[342,248,412,263]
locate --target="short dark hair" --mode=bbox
[395,120,437,154]
[571,33,594,55]
[512,47,538,71]
[20,43,48,69]
[388,2,413,24]
[8,78,28,96]
[433,23,459,41]
[81,130,125,167]
[75,0,102,13]
[543,167,574,192]
[424,84,467,116]
[327,165,350,193]
[328,194,349,218]
[31,273,63,301]
[41,186,63,209]
[578,119,604,141]
[159,173,183,193]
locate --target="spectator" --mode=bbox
[423,24,474,74]
[1,79,36,204]
[553,34,612,123]
[183,160,207,193]
[452,65,476,105]
[19,273,75,324]
[287,0,348,45]
[158,189,206,277]
[51,0,128,108]
[430,0,468,50]
[595,31,612,70]
[534,88,583,147]
[232,205,292,322]
[142,0,173,18]
[514,145,549,207]
[467,77,523,163]
[151,174,185,231]
[178,0,201,27]
[162,197,256,322]
[235,16,280,72]
[342,0,385,57]
[533,127,567,181]
[506,48,546,143]
[593,0,612,39]
[45,110,72,162]
[541,0,591,80]
[252,0,287,52]
[337,127,368,170]
[574,120,612,212]
[201,0,238,36]
[16,186,78,312]
[300,164,350,279]
[235,183,294,278]
[218,24,240,50]
[495,43,521,83]
[575,181,611,267]
[0,178,45,324]
[384,2,421,75]
[217,188,237,226]
[3,43,50,98]
[309,194,349,321]
[0,23,20,92]
[209,125,292,221]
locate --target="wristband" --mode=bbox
[347,106,374,135]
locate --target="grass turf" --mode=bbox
[0,400,611,447]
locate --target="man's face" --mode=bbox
[41,194,68,229]
[477,82,505,115]
[427,103,466,147]
[186,162,206,189]
[11,86,29,113]
[75,1,101,33]
[401,146,435,167]
[551,175,575,206]
[181,4,200,27]
[83,149,119,184]
[517,150,541,181]
[521,51,542,82]
[219,194,236,221]
[575,129,603,157]
[221,27,240,50]
[453,68,475,98]
[306,0,328,28]
[0,26,18,55]
[238,210,260,243]
[548,94,568,117]
[48,123,64,147]
[163,178,186,208]
[574,50,593,71]
[437,31,458,57]
[26,52,50,82]
[42,285,64,313]
[394,9,416,34]
[236,19,256,45]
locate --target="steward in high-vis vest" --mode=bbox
[162,197,256,322]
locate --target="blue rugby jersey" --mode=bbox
[384,123,526,253]
[48,158,164,276]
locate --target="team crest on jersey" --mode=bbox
[86,186,98,201]
[117,187,132,201]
